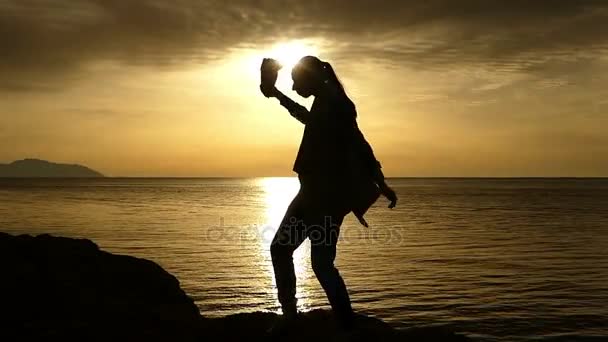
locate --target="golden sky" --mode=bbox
[1,0,607,176]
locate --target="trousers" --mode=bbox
[269,175,354,325]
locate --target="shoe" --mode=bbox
[266,311,298,338]
[335,315,361,342]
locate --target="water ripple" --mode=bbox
[1,177,607,341]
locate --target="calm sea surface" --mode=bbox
[0,178,606,341]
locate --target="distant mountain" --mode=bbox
[0,159,104,178]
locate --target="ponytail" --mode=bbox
[322,61,345,93]
[322,61,357,119]
[293,56,357,118]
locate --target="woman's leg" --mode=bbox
[308,213,354,328]
[270,192,307,317]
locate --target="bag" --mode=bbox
[351,179,381,227]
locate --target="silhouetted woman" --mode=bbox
[261,56,397,330]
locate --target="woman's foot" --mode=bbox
[266,311,299,337]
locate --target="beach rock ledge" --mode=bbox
[0,233,472,341]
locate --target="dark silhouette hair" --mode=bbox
[321,61,346,94]
[293,56,357,118]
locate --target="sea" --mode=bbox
[0,177,606,341]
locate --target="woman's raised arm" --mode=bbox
[272,88,310,124]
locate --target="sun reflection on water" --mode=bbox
[257,177,314,312]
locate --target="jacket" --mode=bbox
[279,90,383,226]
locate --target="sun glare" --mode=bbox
[236,39,319,94]
[266,41,318,91]
[269,41,317,71]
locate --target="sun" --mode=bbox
[240,39,318,93]
[269,40,317,73]
[266,40,317,90]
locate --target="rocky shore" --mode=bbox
[0,233,471,341]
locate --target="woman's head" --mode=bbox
[291,56,345,98]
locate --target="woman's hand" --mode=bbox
[379,182,397,209]
[260,58,281,98]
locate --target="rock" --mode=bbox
[0,158,104,177]
[203,309,472,341]
[0,232,472,341]
[0,232,202,341]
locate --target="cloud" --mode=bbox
[1,0,607,91]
